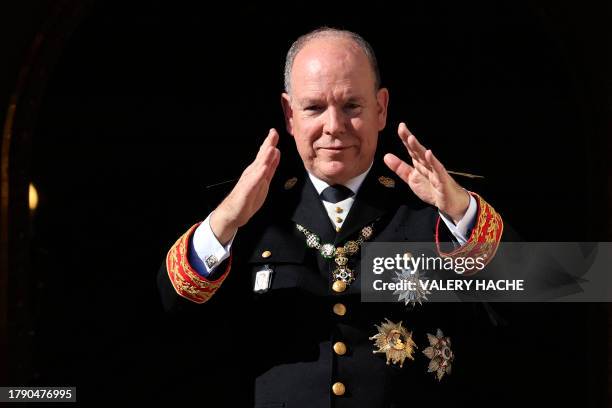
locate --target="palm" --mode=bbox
[234,175,271,226]
[384,123,469,222]
[218,129,280,228]
[405,170,435,205]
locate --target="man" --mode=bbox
[158,28,502,407]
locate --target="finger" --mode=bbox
[399,123,430,167]
[412,159,432,179]
[425,149,450,188]
[268,128,279,147]
[261,145,278,165]
[245,129,277,177]
[397,122,412,148]
[397,123,426,168]
[406,127,427,153]
[250,146,278,182]
[407,136,429,165]
[245,158,273,192]
[253,143,280,183]
[254,128,279,165]
[383,153,415,185]
[262,128,279,147]
[262,147,280,177]
[402,124,429,162]
[258,128,279,153]
[263,149,281,183]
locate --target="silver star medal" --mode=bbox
[423,328,454,381]
[392,265,430,306]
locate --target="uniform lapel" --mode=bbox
[286,165,403,246]
[289,174,337,244]
[335,166,399,244]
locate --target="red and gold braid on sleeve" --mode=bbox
[166,222,232,304]
[435,192,504,276]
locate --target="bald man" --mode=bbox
[158,28,503,407]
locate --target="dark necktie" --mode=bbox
[320,184,354,203]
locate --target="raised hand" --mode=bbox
[210,129,281,245]
[383,123,470,224]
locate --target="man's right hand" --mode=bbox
[210,129,281,245]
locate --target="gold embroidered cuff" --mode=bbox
[166,222,232,303]
[435,192,504,276]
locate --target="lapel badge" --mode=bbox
[284,177,298,190]
[253,264,274,293]
[369,319,417,367]
[423,328,454,381]
[378,176,395,188]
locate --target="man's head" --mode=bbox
[281,28,389,185]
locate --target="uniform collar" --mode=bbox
[288,160,402,245]
[306,163,373,197]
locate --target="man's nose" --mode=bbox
[323,107,346,136]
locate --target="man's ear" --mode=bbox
[281,93,294,136]
[376,88,389,131]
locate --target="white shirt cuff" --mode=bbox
[191,212,235,276]
[439,195,477,245]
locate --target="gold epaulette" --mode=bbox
[166,222,232,303]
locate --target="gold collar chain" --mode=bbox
[295,223,374,291]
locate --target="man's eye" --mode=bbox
[345,103,360,110]
[305,105,323,111]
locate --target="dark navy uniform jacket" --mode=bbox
[157,164,512,408]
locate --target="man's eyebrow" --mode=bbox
[297,96,366,106]
[297,97,323,106]
[346,96,366,103]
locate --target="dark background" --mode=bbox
[1,0,610,405]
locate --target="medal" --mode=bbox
[296,223,375,290]
[392,268,430,306]
[422,329,454,381]
[369,319,417,367]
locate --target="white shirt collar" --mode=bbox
[307,162,373,196]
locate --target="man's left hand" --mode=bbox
[383,122,470,224]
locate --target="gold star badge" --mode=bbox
[369,319,417,367]
[378,176,395,188]
[284,177,298,190]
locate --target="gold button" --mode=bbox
[336,226,341,232]
[335,216,343,223]
[332,280,346,293]
[332,382,346,396]
[333,341,347,355]
[261,250,271,258]
[335,207,343,213]
[333,303,346,316]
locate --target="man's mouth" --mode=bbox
[318,146,352,151]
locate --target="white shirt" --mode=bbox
[307,164,371,231]
[191,166,477,276]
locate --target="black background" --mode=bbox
[2,0,610,405]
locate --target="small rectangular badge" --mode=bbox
[254,265,273,293]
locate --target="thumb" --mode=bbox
[384,153,414,185]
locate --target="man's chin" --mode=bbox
[314,161,358,184]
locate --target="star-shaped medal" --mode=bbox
[369,319,417,368]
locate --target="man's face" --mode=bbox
[282,37,389,185]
